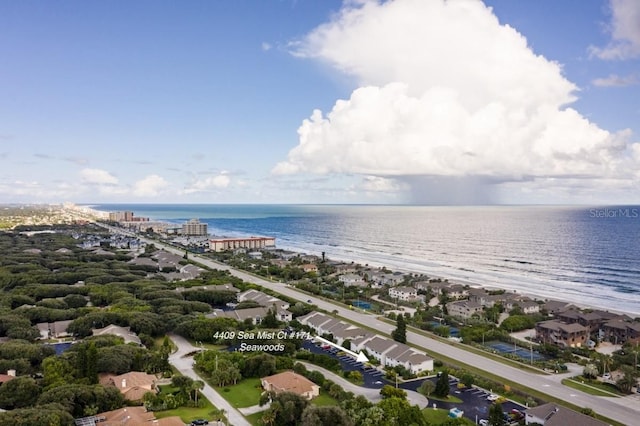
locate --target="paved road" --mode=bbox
[168,333,251,426]
[173,250,639,426]
[114,233,639,426]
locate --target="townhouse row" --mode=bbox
[298,311,433,375]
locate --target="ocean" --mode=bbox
[90,204,640,315]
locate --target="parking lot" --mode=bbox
[303,340,526,424]
[302,341,387,387]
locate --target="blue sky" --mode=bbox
[1,0,639,205]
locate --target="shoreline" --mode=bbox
[76,204,639,319]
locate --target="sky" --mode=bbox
[1,0,639,205]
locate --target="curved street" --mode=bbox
[168,333,251,426]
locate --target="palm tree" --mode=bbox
[583,363,598,380]
[191,379,204,405]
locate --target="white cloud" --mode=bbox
[590,0,640,60]
[183,172,231,194]
[133,174,169,197]
[592,73,639,87]
[80,168,118,185]
[275,0,638,202]
[262,42,272,51]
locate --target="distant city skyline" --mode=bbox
[1,0,639,205]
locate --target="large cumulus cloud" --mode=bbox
[274,0,638,203]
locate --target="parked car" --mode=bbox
[191,420,208,426]
[487,394,500,401]
[479,420,489,426]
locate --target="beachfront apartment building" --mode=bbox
[368,271,405,288]
[535,320,588,348]
[181,218,208,236]
[446,300,483,320]
[209,236,275,252]
[389,286,418,302]
[601,317,640,344]
[339,273,368,287]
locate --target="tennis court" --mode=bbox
[485,341,548,361]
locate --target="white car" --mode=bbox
[479,420,489,426]
[487,394,500,401]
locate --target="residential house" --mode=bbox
[0,370,16,385]
[301,264,318,274]
[389,286,418,302]
[339,273,368,288]
[368,271,405,288]
[100,371,158,402]
[446,300,483,320]
[525,403,609,426]
[601,318,640,344]
[92,324,142,346]
[541,300,576,315]
[237,289,290,310]
[81,406,184,426]
[36,320,73,340]
[332,262,358,274]
[361,336,398,364]
[535,320,588,348]
[209,306,292,324]
[384,343,434,374]
[261,371,319,400]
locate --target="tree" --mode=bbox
[263,391,309,426]
[488,402,506,426]
[377,397,427,426]
[0,376,41,409]
[580,407,596,418]
[0,403,74,426]
[418,380,435,396]
[191,380,205,405]
[380,385,406,399]
[434,370,450,398]
[42,356,75,390]
[392,314,406,343]
[616,365,639,394]
[583,363,598,380]
[261,307,279,328]
[172,375,194,401]
[300,405,353,426]
[460,372,475,388]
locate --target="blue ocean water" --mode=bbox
[91,204,640,315]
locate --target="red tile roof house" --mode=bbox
[0,369,16,385]
[100,371,158,402]
[261,371,320,400]
[85,406,184,426]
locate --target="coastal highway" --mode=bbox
[103,229,639,425]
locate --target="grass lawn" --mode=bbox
[312,391,339,406]
[153,395,223,424]
[562,377,621,397]
[245,411,266,425]
[426,394,463,403]
[217,378,264,408]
